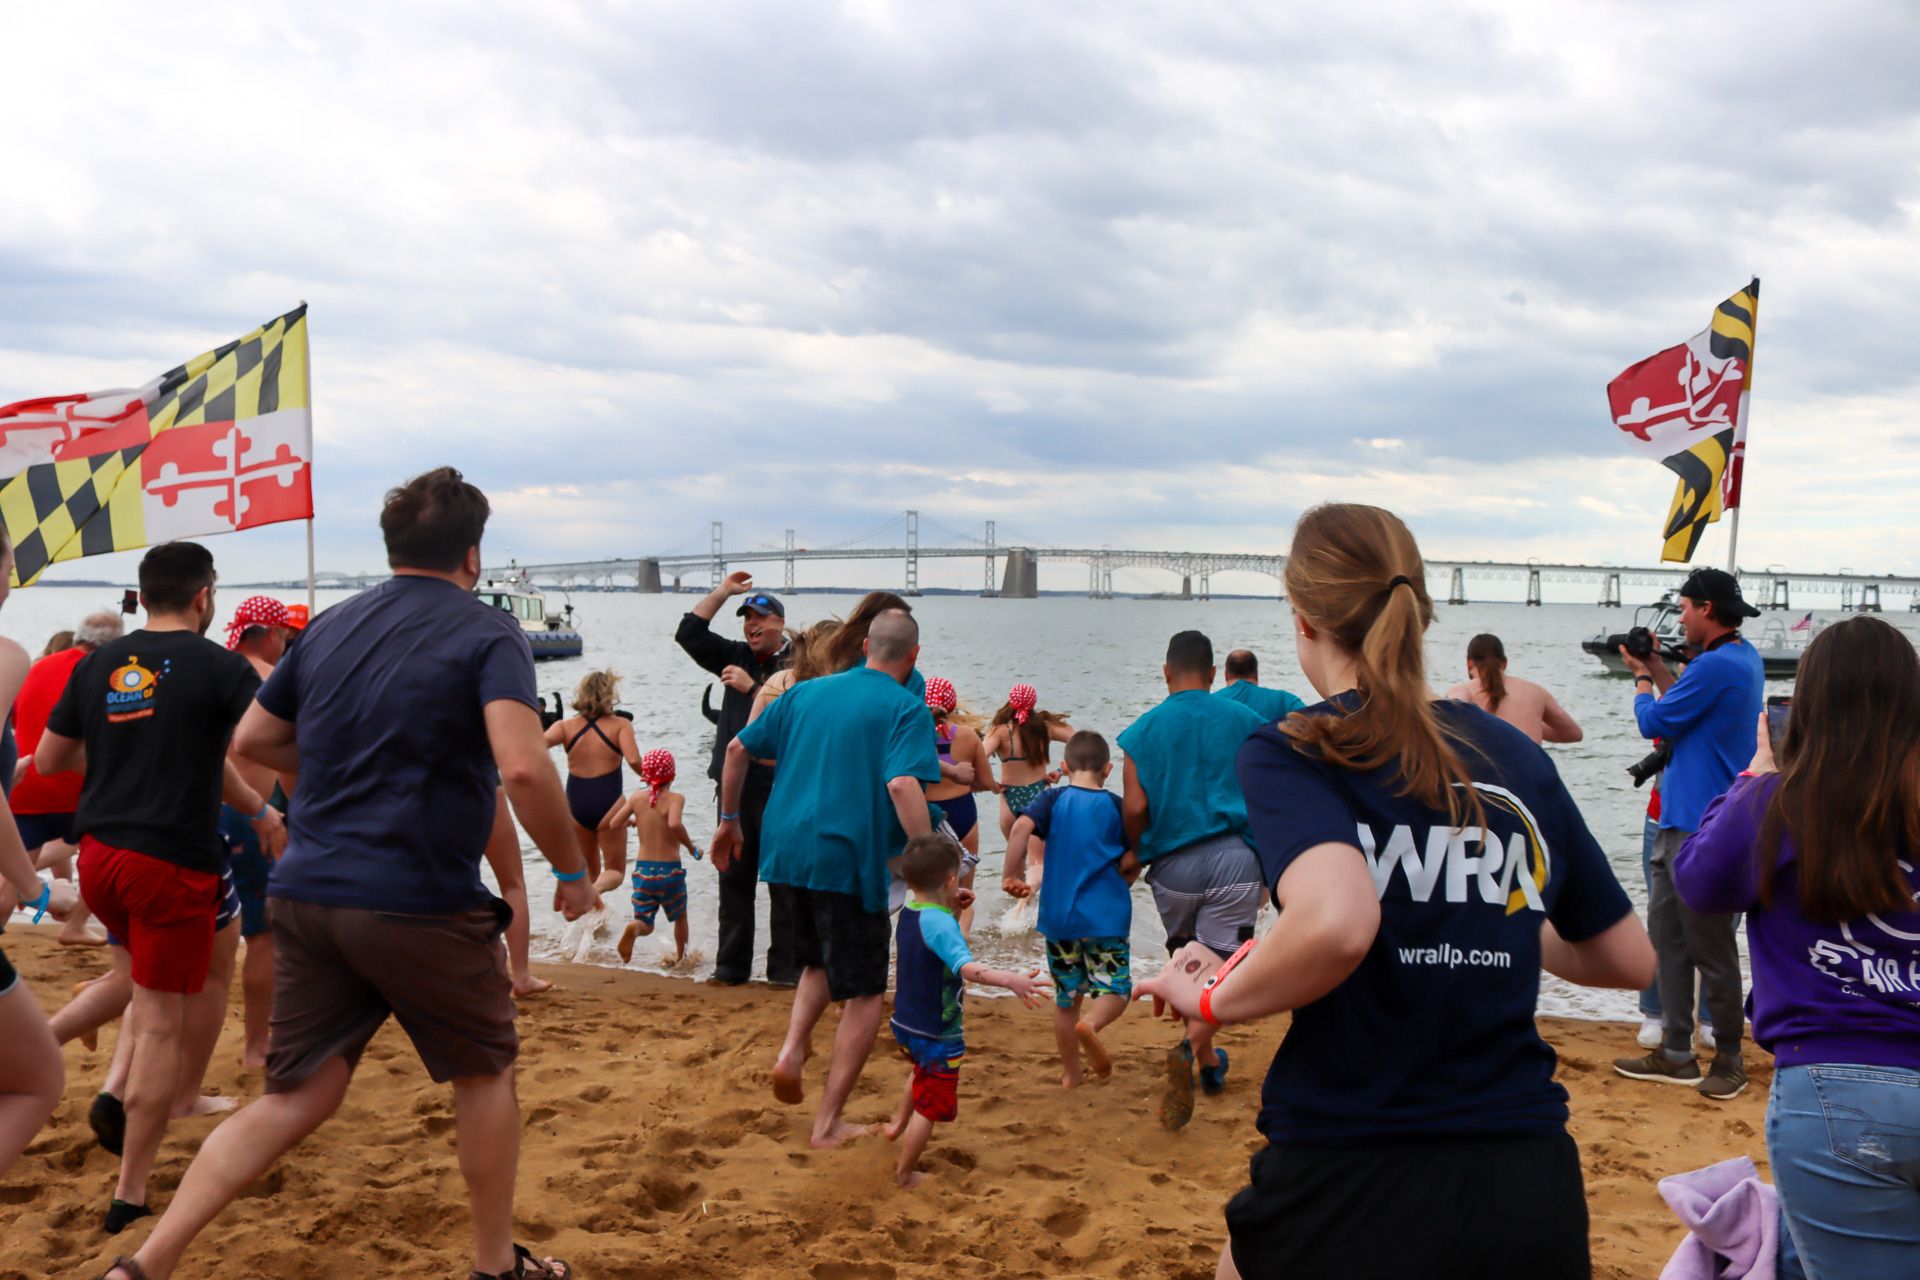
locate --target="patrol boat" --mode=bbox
[476,567,584,661]
[1582,591,1809,679]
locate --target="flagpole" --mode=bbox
[300,299,316,614]
[1725,275,1759,576]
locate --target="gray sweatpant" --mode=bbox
[1647,826,1745,1057]
[1145,833,1264,960]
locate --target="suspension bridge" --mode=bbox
[255,511,1920,611]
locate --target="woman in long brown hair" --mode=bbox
[1138,503,1651,1280]
[982,684,1074,898]
[1675,616,1920,1276]
[1445,633,1583,745]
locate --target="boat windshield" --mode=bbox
[477,591,545,624]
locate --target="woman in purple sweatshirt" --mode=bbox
[1674,615,1920,1280]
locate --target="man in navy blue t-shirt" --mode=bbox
[109,469,595,1280]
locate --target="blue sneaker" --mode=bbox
[1199,1048,1230,1095]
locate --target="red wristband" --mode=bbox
[1197,937,1257,1027]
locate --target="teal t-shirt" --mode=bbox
[735,665,943,912]
[1117,688,1264,863]
[1215,679,1307,724]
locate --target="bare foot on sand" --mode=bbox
[1060,1068,1084,1090]
[242,1047,268,1070]
[809,1119,871,1150]
[58,924,108,946]
[1076,1021,1113,1081]
[174,1094,238,1119]
[898,1169,927,1189]
[616,923,640,964]
[771,1052,807,1105]
[513,975,555,997]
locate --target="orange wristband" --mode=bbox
[1197,937,1257,1027]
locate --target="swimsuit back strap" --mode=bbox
[569,717,622,754]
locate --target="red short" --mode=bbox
[910,1060,960,1123]
[78,837,220,993]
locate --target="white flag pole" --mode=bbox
[300,299,316,614]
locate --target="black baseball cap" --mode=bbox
[1678,568,1761,619]
[736,592,785,619]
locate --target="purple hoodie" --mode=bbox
[1674,774,1920,1070]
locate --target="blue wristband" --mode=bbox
[719,810,740,823]
[27,879,51,924]
[249,803,272,822]
[553,867,587,883]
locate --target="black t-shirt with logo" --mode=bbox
[1235,694,1633,1145]
[48,629,260,873]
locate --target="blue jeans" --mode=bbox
[1767,1064,1920,1280]
[1637,815,1709,1023]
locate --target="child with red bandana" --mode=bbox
[615,750,700,966]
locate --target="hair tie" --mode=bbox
[1386,575,1414,593]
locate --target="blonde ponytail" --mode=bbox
[1282,504,1484,830]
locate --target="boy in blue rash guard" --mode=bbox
[1003,730,1138,1089]
[882,836,1049,1188]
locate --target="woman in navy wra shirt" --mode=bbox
[1138,504,1654,1280]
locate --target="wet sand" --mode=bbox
[0,927,1769,1279]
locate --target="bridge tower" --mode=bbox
[709,522,724,591]
[784,530,795,593]
[1199,570,1211,602]
[982,521,997,597]
[1448,567,1468,606]
[1860,583,1883,613]
[905,510,920,595]
[1001,548,1038,598]
[636,559,663,593]
[1599,573,1622,608]
[1769,576,1790,611]
[1525,567,1543,607]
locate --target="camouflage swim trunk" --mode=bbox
[1045,936,1132,1010]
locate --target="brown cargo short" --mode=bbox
[264,897,518,1091]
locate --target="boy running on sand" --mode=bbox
[616,750,701,967]
[883,835,1049,1188]
[1003,730,1137,1089]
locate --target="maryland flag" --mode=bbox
[0,305,312,586]
[1606,280,1758,563]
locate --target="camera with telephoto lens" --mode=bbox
[1626,741,1673,789]
[1606,625,1686,665]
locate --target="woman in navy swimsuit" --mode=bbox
[543,670,642,894]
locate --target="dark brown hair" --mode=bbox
[1282,504,1482,828]
[1224,649,1258,680]
[382,467,490,572]
[822,591,913,674]
[888,833,961,894]
[1466,634,1508,711]
[1759,616,1919,922]
[1063,730,1110,774]
[139,541,217,611]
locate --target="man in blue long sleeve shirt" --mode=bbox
[1612,569,1763,1102]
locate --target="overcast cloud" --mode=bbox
[3,0,1916,592]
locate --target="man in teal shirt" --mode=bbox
[1118,629,1264,1115]
[718,609,940,1150]
[1214,648,1306,723]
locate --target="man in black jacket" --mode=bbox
[674,571,799,984]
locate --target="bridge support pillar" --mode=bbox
[1770,577,1791,611]
[1448,567,1468,606]
[1181,575,1192,600]
[1600,573,1622,608]
[999,548,1038,599]
[635,559,662,593]
[1525,568,1542,607]
[1860,584,1883,613]
[1199,572,1211,602]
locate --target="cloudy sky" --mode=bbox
[3,1,1916,595]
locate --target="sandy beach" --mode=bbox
[0,926,1769,1279]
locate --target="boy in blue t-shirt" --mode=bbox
[884,835,1049,1188]
[1003,731,1137,1089]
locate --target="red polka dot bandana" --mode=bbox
[225,596,291,651]
[1008,683,1037,724]
[641,749,676,807]
[924,676,957,713]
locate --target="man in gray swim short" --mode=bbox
[1119,630,1265,1115]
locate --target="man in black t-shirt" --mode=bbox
[38,542,284,1233]
[675,570,798,984]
